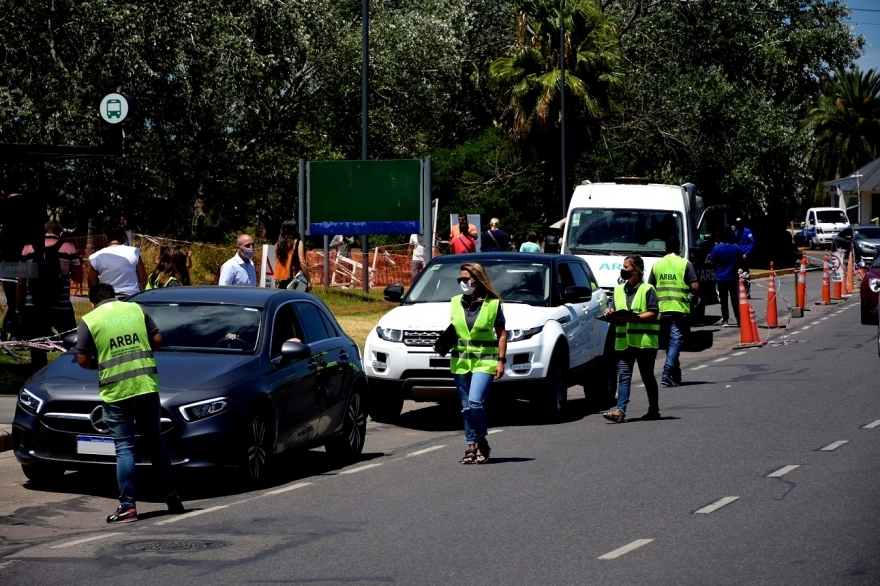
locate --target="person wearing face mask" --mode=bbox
[434,262,507,464]
[218,234,257,286]
[602,255,661,423]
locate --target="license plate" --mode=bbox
[429,358,450,368]
[76,435,115,456]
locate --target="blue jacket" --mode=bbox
[709,243,742,282]
[734,227,754,257]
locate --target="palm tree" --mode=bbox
[803,67,880,182]
[489,0,624,155]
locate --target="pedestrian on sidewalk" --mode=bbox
[218,234,257,287]
[76,283,184,523]
[88,227,147,298]
[519,231,541,253]
[649,235,698,387]
[274,220,309,290]
[603,255,661,423]
[434,262,507,464]
[708,228,741,328]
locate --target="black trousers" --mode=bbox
[23,304,76,366]
[717,280,739,322]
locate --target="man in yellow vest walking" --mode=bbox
[649,235,699,388]
[76,283,185,523]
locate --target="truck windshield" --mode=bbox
[815,210,848,223]
[566,208,683,257]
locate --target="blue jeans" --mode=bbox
[616,347,659,415]
[662,314,687,383]
[103,392,176,509]
[453,371,494,445]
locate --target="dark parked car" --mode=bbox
[861,255,880,326]
[12,287,368,484]
[832,225,880,264]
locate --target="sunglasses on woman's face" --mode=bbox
[456,277,473,284]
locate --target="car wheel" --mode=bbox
[240,409,273,484]
[368,387,404,423]
[21,464,65,484]
[539,350,568,418]
[326,387,367,459]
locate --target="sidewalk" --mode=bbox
[1,395,15,453]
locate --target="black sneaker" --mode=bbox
[166,493,185,514]
[641,411,662,421]
[661,378,678,388]
[107,507,138,524]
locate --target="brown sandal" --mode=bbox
[461,448,477,464]
[602,409,626,423]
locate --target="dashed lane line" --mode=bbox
[598,539,654,560]
[488,429,504,434]
[154,505,228,526]
[49,533,121,549]
[339,462,383,475]
[862,420,880,429]
[733,351,747,356]
[690,365,707,371]
[712,357,729,363]
[264,482,312,496]
[801,325,812,329]
[820,440,849,452]
[407,445,446,457]
[766,465,800,478]
[694,496,739,514]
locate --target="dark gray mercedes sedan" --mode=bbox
[12,287,367,485]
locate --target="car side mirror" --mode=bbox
[280,341,310,362]
[563,285,592,303]
[383,285,404,302]
[62,331,78,351]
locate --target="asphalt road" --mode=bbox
[0,269,877,585]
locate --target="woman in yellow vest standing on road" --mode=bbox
[436,262,507,464]
[602,255,661,423]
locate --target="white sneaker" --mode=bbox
[721,320,730,328]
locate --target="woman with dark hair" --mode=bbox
[274,220,309,290]
[88,227,147,298]
[602,254,661,423]
[434,262,507,464]
[146,245,191,289]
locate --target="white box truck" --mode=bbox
[560,179,726,318]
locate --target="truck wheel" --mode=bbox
[807,237,816,250]
[368,387,404,423]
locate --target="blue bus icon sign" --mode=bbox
[106,99,122,119]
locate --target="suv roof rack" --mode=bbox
[613,177,651,185]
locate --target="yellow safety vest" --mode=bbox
[652,254,690,314]
[613,283,660,350]
[81,301,158,403]
[145,275,178,290]
[449,296,500,375]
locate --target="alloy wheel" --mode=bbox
[346,392,367,453]
[247,415,268,480]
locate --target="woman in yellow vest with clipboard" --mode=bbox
[434,262,507,464]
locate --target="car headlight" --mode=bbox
[858,240,876,250]
[375,326,403,343]
[18,388,44,415]
[506,326,544,342]
[179,397,232,422]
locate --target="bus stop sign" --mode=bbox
[99,93,131,124]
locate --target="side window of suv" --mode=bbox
[563,262,592,289]
[574,262,598,291]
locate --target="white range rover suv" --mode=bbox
[364,253,617,422]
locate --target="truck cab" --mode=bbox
[801,207,850,249]
[560,178,725,318]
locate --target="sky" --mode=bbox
[845,1,880,72]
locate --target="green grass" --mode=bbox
[0,287,397,395]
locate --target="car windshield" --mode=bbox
[854,227,880,239]
[406,261,552,306]
[138,302,262,352]
[566,208,683,257]
[815,210,848,223]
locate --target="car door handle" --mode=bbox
[308,358,319,370]
[338,350,349,363]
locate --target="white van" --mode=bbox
[560,179,725,316]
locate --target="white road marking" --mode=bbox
[634,383,645,387]
[339,462,383,474]
[488,429,504,434]
[862,420,880,429]
[725,385,731,388]
[407,445,446,457]
[820,440,849,451]
[690,365,707,371]
[154,505,228,525]
[694,496,739,514]
[819,317,829,321]
[0,560,19,570]
[733,351,747,356]
[766,465,800,478]
[789,330,800,334]
[801,325,811,329]
[598,539,654,560]
[264,482,312,496]
[50,533,121,549]
[713,357,729,363]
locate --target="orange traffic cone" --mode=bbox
[821,253,831,304]
[845,244,855,295]
[766,261,779,327]
[748,303,761,343]
[796,253,807,309]
[738,279,754,344]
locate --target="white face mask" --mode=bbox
[460,279,474,295]
[239,245,255,260]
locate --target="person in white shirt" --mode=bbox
[408,233,426,277]
[218,234,257,286]
[88,227,147,298]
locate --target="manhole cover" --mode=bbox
[123,540,226,552]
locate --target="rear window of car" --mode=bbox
[138,303,262,352]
